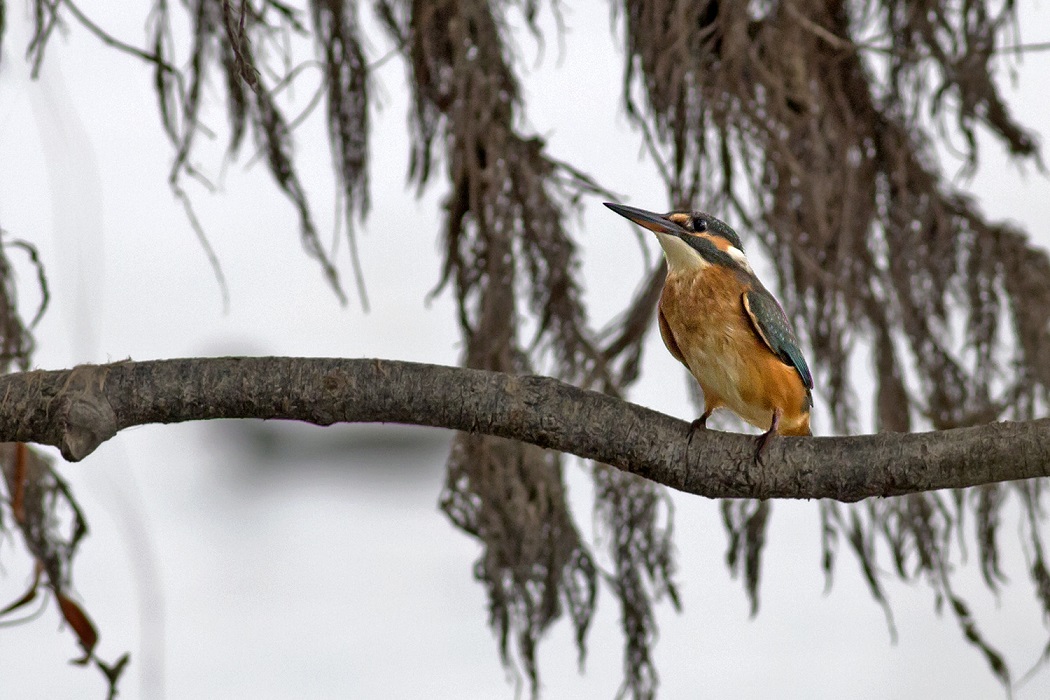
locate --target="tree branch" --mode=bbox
[0,357,1045,501]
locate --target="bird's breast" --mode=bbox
[660,268,810,433]
[661,270,749,393]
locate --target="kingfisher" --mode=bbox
[605,202,813,454]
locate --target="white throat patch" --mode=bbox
[656,233,709,272]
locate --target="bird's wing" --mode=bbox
[742,289,814,389]
[658,307,688,367]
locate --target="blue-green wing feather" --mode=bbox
[742,289,814,390]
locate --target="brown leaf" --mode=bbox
[11,442,28,524]
[0,565,40,617]
[56,592,98,664]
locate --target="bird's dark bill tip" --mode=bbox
[603,202,684,235]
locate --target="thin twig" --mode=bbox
[59,0,183,88]
[171,185,231,314]
[3,238,51,329]
[785,3,853,51]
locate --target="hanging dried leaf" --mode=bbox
[57,591,98,664]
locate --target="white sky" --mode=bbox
[2,2,1050,699]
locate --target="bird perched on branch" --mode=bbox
[605,203,813,456]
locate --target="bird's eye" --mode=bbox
[691,215,708,232]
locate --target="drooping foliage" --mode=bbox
[373,1,677,691]
[2,1,1050,698]
[618,0,1050,686]
[0,233,129,694]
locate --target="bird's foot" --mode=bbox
[754,428,776,465]
[753,409,783,465]
[687,413,712,450]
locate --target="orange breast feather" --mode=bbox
[659,267,810,435]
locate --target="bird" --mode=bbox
[604,202,813,455]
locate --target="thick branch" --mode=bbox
[0,357,1045,501]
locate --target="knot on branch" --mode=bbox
[56,367,117,462]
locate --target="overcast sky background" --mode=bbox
[2,2,1050,698]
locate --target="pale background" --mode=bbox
[1,2,1050,698]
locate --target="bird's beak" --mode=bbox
[603,202,688,237]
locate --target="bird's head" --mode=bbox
[604,202,750,275]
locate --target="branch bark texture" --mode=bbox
[0,357,1045,501]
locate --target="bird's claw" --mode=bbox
[754,408,782,465]
[687,413,711,451]
[754,429,775,465]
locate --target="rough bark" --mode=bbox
[0,356,1045,501]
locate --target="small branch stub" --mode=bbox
[61,395,118,462]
